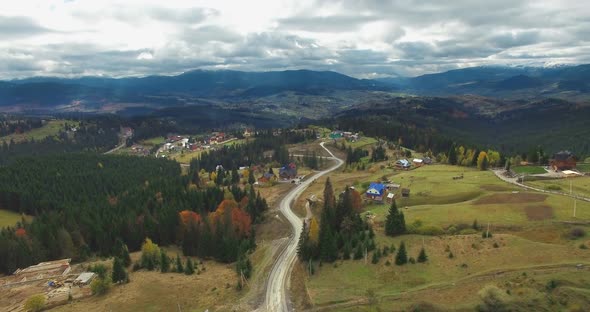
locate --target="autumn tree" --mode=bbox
[308,217,320,245]
[140,238,160,270]
[477,151,489,171]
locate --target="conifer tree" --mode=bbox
[248,169,255,185]
[385,199,405,236]
[448,144,458,165]
[417,247,428,263]
[175,254,183,273]
[184,258,195,275]
[111,257,127,283]
[160,249,170,273]
[395,241,408,265]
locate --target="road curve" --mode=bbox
[264,142,344,312]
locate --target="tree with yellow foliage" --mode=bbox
[477,151,489,171]
[140,238,160,270]
[309,217,319,245]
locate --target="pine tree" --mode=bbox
[417,247,428,263]
[111,257,127,283]
[160,249,170,273]
[385,200,405,236]
[248,168,255,185]
[371,251,380,264]
[395,241,408,265]
[184,258,195,275]
[175,254,183,273]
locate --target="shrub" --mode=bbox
[580,244,588,250]
[476,285,508,312]
[493,242,499,248]
[570,227,586,239]
[482,231,493,239]
[448,252,454,259]
[89,263,108,279]
[459,229,478,235]
[545,185,562,191]
[409,257,416,264]
[24,294,45,312]
[90,277,112,296]
[416,225,444,236]
[385,260,391,266]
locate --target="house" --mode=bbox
[243,128,254,137]
[413,158,424,167]
[365,182,386,203]
[13,259,71,280]
[121,127,133,137]
[386,192,395,203]
[257,172,277,185]
[279,163,297,179]
[550,151,577,171]
[329,131,343,140]
[385,183,401,191]
[423,157,433,165]
[395,159,411,170]
[401,188,411,197]
[74,272,96,285]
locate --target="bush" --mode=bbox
[90,277,112,296]
[416,225,444,236]
[545,185,562,191]
[459,229,478,235]
[448,252,454,259]
[24,294,45,312]
[493,242,499,248]
[89,263,108,279]
[482,231,493,239]
[409,257,416,264]
[580,244,588,250]
[476,285,509,312]
[570,227,586,239]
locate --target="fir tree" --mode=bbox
[184,258,195,275]
[160,249,170,273]
[417,247,428,263]
[248,169,255,185]
[395,241,408,265]
[371,251,380,264]
[111,257,127,283]
[175,254,183,273]
[385,200,405,236]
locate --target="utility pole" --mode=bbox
[574,199,577,218]
[486,222,490,238]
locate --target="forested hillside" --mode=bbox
[0,154,267,274]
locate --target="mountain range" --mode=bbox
[1,64,589,121]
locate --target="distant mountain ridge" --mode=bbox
[376,64,590,98]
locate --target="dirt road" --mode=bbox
[263,142,343,311]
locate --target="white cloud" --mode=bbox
[0,0,589,79]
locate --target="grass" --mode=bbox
[300,160,590,311]
[513,166,547,174]
[347,137,378,149]
[0,209,26,228]
[0,120,79,144]
[526,176,590,199]
[139,136,166,146]
[577,163,590,173]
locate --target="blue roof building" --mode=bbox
[365,182,386,203]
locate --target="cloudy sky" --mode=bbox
[1,0,589,79]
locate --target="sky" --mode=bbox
[1,0,589,79]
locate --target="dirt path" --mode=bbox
[492,169,590,202]
[261,142,344,312]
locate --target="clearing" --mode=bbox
[0,120,79,144]
[0,209,30,228]
[513,166,547,174]
[525,176,590,199]
[295,163,590,311]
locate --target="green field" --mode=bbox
[513,166,547,174]
[346,136,378,149]
[578,163,590,173]
[303,164,590,310]
[526,176,590,199]
[0,120,79,144]
[0,209,25,228]
[139,136,166,146]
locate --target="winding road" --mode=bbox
[263,142,344,311]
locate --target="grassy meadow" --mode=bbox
[297,162,590,311]
[0,120,79,144]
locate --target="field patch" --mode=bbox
[513,166,547,174]
[480,184,513,192]
[524,205,554,221]
[474,193,547,205]
[0,209,26,228]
